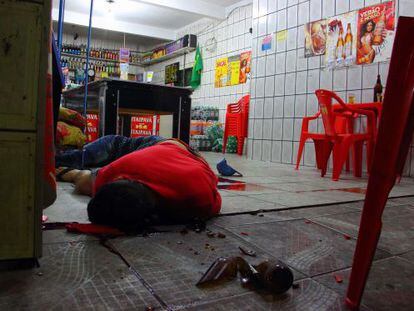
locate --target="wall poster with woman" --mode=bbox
[357,1,395,65]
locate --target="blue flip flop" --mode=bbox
[216,158,243,177]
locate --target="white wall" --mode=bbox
[146,4,253,124]
[248,0,414,176]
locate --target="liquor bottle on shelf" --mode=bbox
[373,75,383,102]
[344,23,353,58]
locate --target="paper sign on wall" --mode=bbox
[356,1,395,65]
[239,51,251,84]
[215,51,251,88]
[276,30,288,42]
[261,35,272,51]
[228,55,241,85]
[325,11,358,69]
[304,20,327,57]
[215,57,228,88]
[165,62,180,85]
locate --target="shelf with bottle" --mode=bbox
[62,44,119,61]
[61,56,121,85]
[61,52,142,66]
[61,44,142,66]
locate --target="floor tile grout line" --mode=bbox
[214,210,364,229]
[37,240,137,310]
[98,238,171,310]
[309,277,373,311]
[307,219,394,257]
[310,253,411,281]
[172,291,253,311]
[217,197,366,216]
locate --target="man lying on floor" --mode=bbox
[57,137,222,232]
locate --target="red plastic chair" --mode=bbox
[223,95,250,155]
[295,90,375,180]
[295,111,326,170]
[346,17,414,310]
[295,92,374,180]
[295,110,356,171]
[315,89,376,180]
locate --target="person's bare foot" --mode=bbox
[56,167,81,182]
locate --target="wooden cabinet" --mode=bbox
[0,2,42,131]
[0,133,36,259]
[0,0,51,261]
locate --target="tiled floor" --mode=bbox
[44,152,414,222]
[2,153,414,310]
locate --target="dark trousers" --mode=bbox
[55,135,163,168]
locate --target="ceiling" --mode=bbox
[55,22,167,49]
[54,0,202,29]
[52,0,249,42]
[205,0,243,6]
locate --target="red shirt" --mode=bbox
[94,143,221,217]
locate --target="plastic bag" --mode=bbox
[59,107,86,130]
[56,121,86,148]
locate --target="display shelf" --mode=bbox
[60,52,142,66]
[140,46,196,66]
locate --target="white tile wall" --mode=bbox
[253,139,263,159]
[284,95,295,117]
[272,140,282,162]
[264,97,274,116]
[335,0,350,15]
[148,4,252,127]
[273,96,284,117]
[249,0,414,176]
[272,118,283,139]
[263,119,273,139]
[262,140,272,161]
[265,75,275,97]
[310,0,322,21]
[282,141,293,163]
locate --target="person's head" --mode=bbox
[364,20,375,34]
[87,180,159,232]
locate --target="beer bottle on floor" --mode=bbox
[254,260,294,294]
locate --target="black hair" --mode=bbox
[87,180,160,232]
[361,20,376,38]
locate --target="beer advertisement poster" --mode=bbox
[356,1,395,65]
[304,19,327,58]
[239,51,251,84]
[228,55,241,86]
[214,57,228,88]
[325,11,358,69]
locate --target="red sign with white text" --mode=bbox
[86,114,99,142]
[130,115,160,137]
